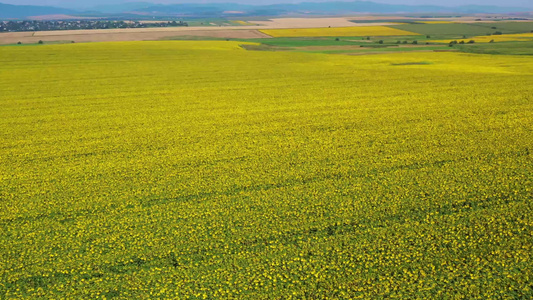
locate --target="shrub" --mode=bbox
[378,40,384,44]
[468,40,475,44]
[412,40,418,45]
[493,31,502,35]
[17,41,22,45]
[38,40,43,44]
[459,40,465,44]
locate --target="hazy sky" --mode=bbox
[3,0,533,9]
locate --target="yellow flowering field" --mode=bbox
[1,41,532,299]
[260,26,419,37]
[231,20,252,25]
[432,32,533,43]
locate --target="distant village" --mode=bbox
[0,20,189,32]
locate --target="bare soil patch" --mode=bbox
[250,17,399,28]
[0,29,270,45]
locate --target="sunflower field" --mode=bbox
[1,41,532,299]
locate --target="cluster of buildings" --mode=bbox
[0,20,188,32]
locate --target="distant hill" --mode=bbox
[0,3,75,19]
[0,1,531,20]
[90,2,155,14]
[133,2,531,17]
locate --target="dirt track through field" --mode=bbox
[297,44,443,51]
[345,49,459,55]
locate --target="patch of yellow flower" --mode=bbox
[260,26,420,37]
[231,20,252,25]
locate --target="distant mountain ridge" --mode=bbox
[0,1,531,20]
[90,2,156,14]
[0,3,76,19]
[134,2,530,16]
